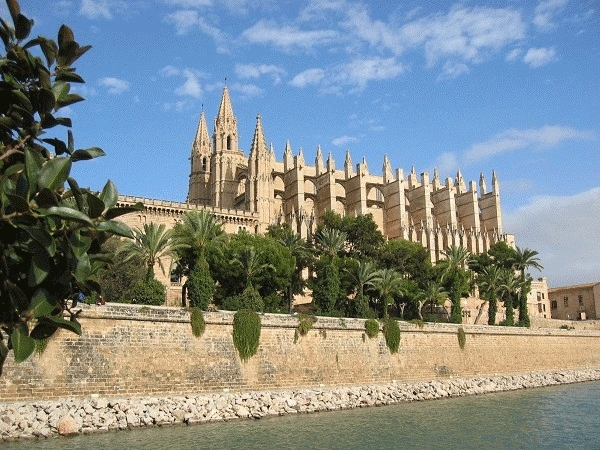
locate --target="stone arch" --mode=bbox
[304,179,317,196]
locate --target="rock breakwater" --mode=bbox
[2,368,600,441]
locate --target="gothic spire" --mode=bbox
[192,110,210,155]
[249,113,267,157]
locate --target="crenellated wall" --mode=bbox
[2,304,599,402]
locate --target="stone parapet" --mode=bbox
[1,304,599,403]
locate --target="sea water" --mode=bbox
[5,380,600,449]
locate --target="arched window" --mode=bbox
[227,135,231,150]
[202,157,207,171]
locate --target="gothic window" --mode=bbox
[202,157,207,171]
[227,135,231,150]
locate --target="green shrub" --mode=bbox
[297,314,316,336]
[190,307,206,338]
[131,279,165,306]
[364,318,379,339]
[410,319,425,329]
[383,319,401,354]
[457,326,466,349]
[187,257,215,310]
[239,286,264,312]
[221,295,242,311]
[232,309,261,361]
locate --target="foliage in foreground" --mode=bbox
[0,1,141,373]
[190,307,205,338]
[232,309,261,361]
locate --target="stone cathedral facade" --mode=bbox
[185,86,512,262]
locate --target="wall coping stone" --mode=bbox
[79,303,600,337]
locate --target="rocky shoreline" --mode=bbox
[2,368,600,441]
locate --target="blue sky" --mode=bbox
[11,0,600,287]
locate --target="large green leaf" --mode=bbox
[69,230,92,258]
[5,279,28,312]
[11,326,35,363]
[56,93,84,109]
[14,13,33,41]
[71,147,105,162]
[25,147,44,198]
[73,253,91,284]
[30,321,58,340]
[86,192,105,219]
[42,206,94,225]
[38,156,71,190]
[66,177,84,211]
[99,179,118,210]
[29,289,56,318]
[104,202,144,220]
[44,314,82,335]
[6,193,29,213]
[29,243,50,286]
[25,226,56,257]
[97,219,134,238]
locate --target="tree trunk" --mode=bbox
[474,299,487,324]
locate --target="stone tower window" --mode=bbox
[202,157,207,171]
[227,135,231,150]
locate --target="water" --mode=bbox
[5,381,600,449]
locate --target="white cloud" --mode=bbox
[342,5,404,55]
[505,48,522,62]
[230,82,263,99]
[290,68,325,88]
[400,6,525,75]
[438,61,469,80]
[332,135,358,146]
[235,64,286,84]
[533,0,567,31]
[164,0,212,7]
[99,77,130,94]
[160,66,203,99]
[290,58,405,92]
[464,125,595,163]
[164,9,200,35]
[523,47,557,68]
[242,20,338,51]
[80,0,126,19]
[434,151,459,176]
[503,188,600,287]
[334,57,406,91]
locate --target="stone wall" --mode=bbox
[2,304,600,402]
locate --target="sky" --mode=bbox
[8,0,600,288]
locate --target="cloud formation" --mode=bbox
[523,47,557,67]
[80,0,126,19]
[242,20,338,52]
[464,125,595,164]
[99,77,130,94]
[235,64,286,84]
[503,187,600,287]
[533,0,567,31]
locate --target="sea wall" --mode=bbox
[2,304,600,402]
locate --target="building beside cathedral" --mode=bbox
[119,86,525,313]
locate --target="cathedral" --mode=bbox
[185,86,512,262]
[116,86,533,313]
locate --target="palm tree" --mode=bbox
[511,247,543,327]
[314,227,347,258]
[475,265,503,325]
[312,228,347,315]
[117,222,174,281]
[499,268,520,326]
[231,246,274,289]
[171,210,224,308]
[372,268,404,319]
[415,281,448,321]
[439,246,470,324]
[171,210,224,261]
[279,231,314,313]
[345,260,379,318]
